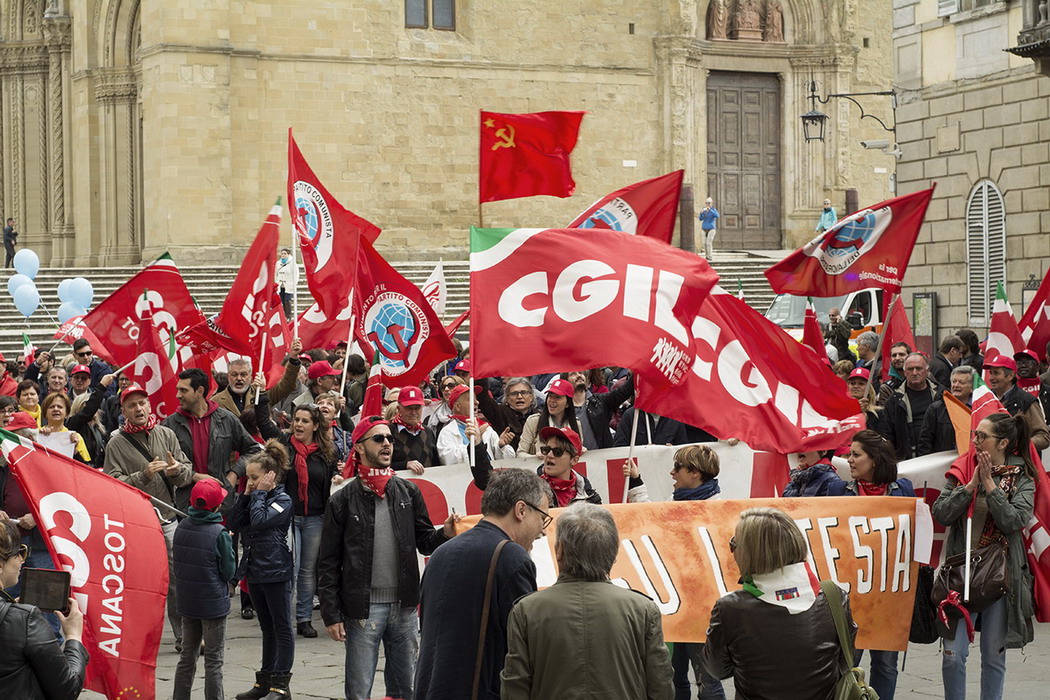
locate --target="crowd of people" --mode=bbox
[0,314,1046,700]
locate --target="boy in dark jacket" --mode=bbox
[172,479,236,700]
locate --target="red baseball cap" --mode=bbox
[398,386,425,406]
[120,384,149,404]
[308,360,340,381]
[983,355,1017,372]
[70,364,91,376]
[452,358,472,374]
[547,379,575,398]
[1014,349,1039,364]
[190,479,226,511]
[539,426,583,456]
[6,411,37,431]
[447,383,482,409]
[848,367,870,381]
[351,415,389,444]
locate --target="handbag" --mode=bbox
[931,541,1009,623]
[820,581,879,700]
[909,564,939,644]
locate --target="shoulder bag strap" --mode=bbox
[471,538,509,700]
[117,431,179,517]
[819,580,856,671]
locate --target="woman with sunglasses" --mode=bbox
[0,520,89,699]
[533,426,604,506]
[425,375,464,437]
[932,413,1035,700]
[517,379,581,457]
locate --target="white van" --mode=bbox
[764,288,885,342]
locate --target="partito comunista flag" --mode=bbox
[1,428,168,700]
[566,170,684,243]
[765,187,935,296]
[469,227,718,387]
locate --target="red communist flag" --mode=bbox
[634,287,864,453]
[1020,267,1050,362]
[2,427,168,700]
[765,187,935,296]
[469,227,718,388]
[296,301,351,353]
[126,296,180,418]
[802,298,827,361]
[567,170,684,243]
[479,110,585,203]
[880,296,917,381]
[288,130,380,317]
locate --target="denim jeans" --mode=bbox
[293,514,323,623]
[253,579,295,674]
[942,596,1008,700]
[7,527,62,640]
[672,642,725,700]
[344,603,418,700]
[173,616,226,700]
[854,649,898,699]
[162,519,184,644]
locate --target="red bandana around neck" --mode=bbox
[391,414,424,435]
[358,462,395,498]
[857,480,888,496]
[544,472,578,507]
[121,415,158,434]
[290,438,319,510]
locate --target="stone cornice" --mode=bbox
[0,43,49,72]
[92,67,140,104]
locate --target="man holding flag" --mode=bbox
[982,355,1050,451]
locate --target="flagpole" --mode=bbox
[963,515,972,602]
[478,201,484,228]
[624,407,641,504]
[291,220,300,338]
[468,375,476,468]
[864,292,894,396]
[254,329,268,406]
[338,288,357,396]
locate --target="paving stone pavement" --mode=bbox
[81,612,1049,699]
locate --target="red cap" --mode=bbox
[6,411,37,431]
[848,367,871,381]
[539,426,583,456]
[351,415,389,444]
[983,355,1017,372]
[190,479,226,511]
[70,364,91,376]
[547,379,575,398]
[308,360,340,381]
[298,353,312,363]
[1014,349,1039,364]
[452,358,472,374]
[120,384,149,404]
[398,386,425,406]
[447,383,482,409]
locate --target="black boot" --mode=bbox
[235,671,272,700]
[296,620,317,638]
[262,672,292,699]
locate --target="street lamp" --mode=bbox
[800,81,896,143]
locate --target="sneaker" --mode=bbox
[241,607,255,620]
[313,595,320,610]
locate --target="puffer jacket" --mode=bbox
[227,484,294,584]
[932,455,1035,648]
[782,462,843,497]
[0,598,89,699]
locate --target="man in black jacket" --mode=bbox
[415,468,550,699]
[929,336,963,389]
[317,416,457,700]
[878,353,947,460]
[917,365,974,456]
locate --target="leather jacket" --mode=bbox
[0,599,89,699]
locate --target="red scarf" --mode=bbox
[290,437,319,510]
[391,414,424,435]
[857,480,888,496]
[121,415,158,434]
[544,473,577,507]
[358,462,395,499]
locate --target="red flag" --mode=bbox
[1024,449,1050,622]
[353,238,458,387]
[880,296,916,381]
[764,187,935,296]
[566,170,684,243]
[1020,267,1050,362]
[288,130,380,317]
[296,301,351,352]
[479,110,585,203]
[444,308,470,337]
[635,287,864,453]
[985,281,1025,366]
[2,429,168,700]
[52,317,111,363]
[469,227,718,387]
[126,298,179,418]
[361,353,384,418]
[802,298,827,360]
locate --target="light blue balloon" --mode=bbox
[7,273,32,297]
[69,277,94,310]
[13,283,40,317]
[58,301,86,324]
[12,249,39,280]
[57,278,75,303]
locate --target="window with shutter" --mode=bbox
[965,180,1007,326]
[937,0,960,16]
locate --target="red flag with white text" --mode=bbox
[635,287,864,453]
[1020,267,1050,362]
[2,428,168,700]
[52,317,112,364]
[126,299,180,418]
[567,170,684,243]
[765,187,935,296]
[880,296,917,382]
[479,110,585,203]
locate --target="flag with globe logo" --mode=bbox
[567,170,684,243]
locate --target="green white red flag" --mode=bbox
[984,281,1026,364]
[21,332,35,366]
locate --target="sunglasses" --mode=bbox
[441,383,457,390]
[2,544,30,560]
[524,501,553,529]
[76,351,92,358]
[365,434,394,445]
[539,445,573,458]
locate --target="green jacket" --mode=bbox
[501,576,673,700]
[931,456,1035,649]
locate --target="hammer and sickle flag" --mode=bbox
[479,110,585,203]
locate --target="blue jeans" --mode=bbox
[6,528,62,640]
[672,642,725,699]
[293,514,323,623]
[344,603,418,700]
[942,596,1008,700]
[253,579,295,674]
[854,649,898,699]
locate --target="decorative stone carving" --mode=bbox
[764,0,785,43]
[706,0,729,40]
[730,0,763,41]
[24,0,40,34]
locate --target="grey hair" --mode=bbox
[504,377,534,395]
[228,358,252,371]
[481,469,552,517]
[556,502,619,581]
[904,351,929,367]
[857,331,878,351]
[951,365,975,379]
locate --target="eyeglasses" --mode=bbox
[365,434,394,445]
[971,430,999,443]
[76,351,92,358]
[508,390,533,398]
[524,501,553,529]
[441,383,457,390]
[539,445,573,458]
[729,536,737,553]
[1,544,29,561]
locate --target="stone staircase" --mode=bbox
[0,251,784,360]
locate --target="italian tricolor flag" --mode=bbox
[984,281,1025,363]
[22,332,35,366]
[946,375,1007,499]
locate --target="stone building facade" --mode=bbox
[1,0,893,266]
[894,0,1049,334]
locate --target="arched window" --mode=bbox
[965,180,1006,326]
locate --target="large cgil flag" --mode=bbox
[634,286,865,453]
[567,170,685,244]
[1,428,168,700]
[469,227,718,385]
[765,187,935,296]
[479,110,585,203]
[1020,266,1050,362]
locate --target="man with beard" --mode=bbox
[1013,349,1050,419]
[917,365,974,456]
[317,416,458,700]
[568,369,635,450]
[478,377,537,451]
[984,354,1050,450]
[391,386,439,473]
[211,338,303,416]
[877,342,911,406]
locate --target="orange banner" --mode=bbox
[457,496,928,651]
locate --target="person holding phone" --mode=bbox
[0,520,89,698]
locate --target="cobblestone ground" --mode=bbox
[82,611,1049,699]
